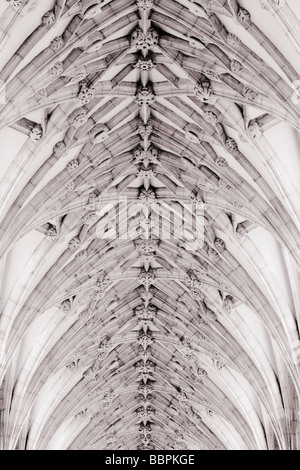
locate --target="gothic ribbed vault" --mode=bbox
[1,0,300,450]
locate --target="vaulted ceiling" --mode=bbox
[1,0,300,451]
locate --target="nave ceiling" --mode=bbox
[1,0,300,450]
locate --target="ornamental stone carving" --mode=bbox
[46,226,58,241]
[136,406,155,423]
[247,119,263,141]
[138,330,154,349]
[236,222,247,237]
[75,82,96,106]
[190,289,205,301]
[194,78,216,104]
[49,62,64,76]
[187,270,202,289]
[230,60,243,73]
[53,141,66,157]
[135,304,157,321]
[136,58,157,71]
[238,7,251,22]
[50,36,65,51]
[203,109,218,124]
[136,360,156,374]
[139,187,157,207]
[98,337,111,360]
[138,121,153,138]
[139,268,156,287]
[138,383,153,396]
[135,85,156,107]
[136,0,154,10]
[87,192,100,210]
[207,246,219,259]
[223,296,234,313]
[60,299,72,313]
[131,28,159,54]
[225,137,238,152]
[214,238,226,252]
[29,125,43,141]
[227,33,241,47]
[67,159,79,172]
[42,10,56,27]
[84,212,98,225]
[68,236,80,251]
[134,238,159,253]
[76,250,88,262]
[133,146,158,165]
[243,86,257,102]
[216,157,228,167]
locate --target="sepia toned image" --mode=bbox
[0,0,300,452]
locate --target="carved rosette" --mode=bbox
[136,58,157,71]
[139,187,157,207]
[216,157,228,167]
[194,78,216,104]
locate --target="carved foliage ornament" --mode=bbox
[131,28,159,54]
[136,0,154,11]
[194,78,216,104]
[42,10,56,27]
[135,85,156,107]
[75,82,96,106]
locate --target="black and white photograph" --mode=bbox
[0,0,300,455]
